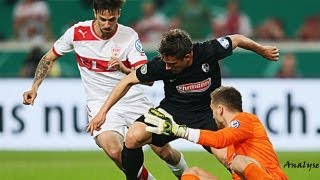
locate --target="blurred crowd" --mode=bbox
[3,0,320,43]
[129,0,320,43]
[2,0,319,78]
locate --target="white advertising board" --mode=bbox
[0,79,319,151]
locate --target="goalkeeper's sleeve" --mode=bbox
[185,128,201,143]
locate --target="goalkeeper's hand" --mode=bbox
[144,108,188,138]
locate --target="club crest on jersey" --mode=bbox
[217,37,230,49]
[111,46,121,57]
[176,78,211,93]
[140,64,147,74]
[229,120,240,128]
[135,39,145,53]
[202,63,210,73]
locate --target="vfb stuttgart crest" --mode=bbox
[111,46,121,57]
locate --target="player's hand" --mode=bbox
[261,46,279,61]
[22,89,37,105]
[86,112,105,136]
[109,56,132,74]
[144,108,188,138]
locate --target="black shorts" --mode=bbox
[136,107,218,153]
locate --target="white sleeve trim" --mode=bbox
[186,128,200,143]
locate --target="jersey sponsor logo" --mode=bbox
[229,120,240,128]
[176,78,211,93]
[217,37,230,49]
[202,63,210,73]
[135,39,145,54]
[76,54,131,72]
[140,64,147,74]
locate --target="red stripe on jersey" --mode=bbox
[76,54,132,72]
[74,26,98,41]
[131,60,148,67]
[52,47,62,57]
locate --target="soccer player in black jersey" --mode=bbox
[87,29,279,179]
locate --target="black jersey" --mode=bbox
[136,37,233,117]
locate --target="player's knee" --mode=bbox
[125,130,144,149]
[231,155,258,173]
[125,123,150,149]
[211,147,228,167]
[151,145,172,160]
[183,167,202,176]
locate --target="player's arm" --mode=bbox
[86,70,141,135]
[228,34,279,61]
[22,49,60,105]
[191,127,251,149]
[145,108,252,148]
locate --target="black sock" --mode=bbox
[122,145,144,180]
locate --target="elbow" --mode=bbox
[229,34,245,49]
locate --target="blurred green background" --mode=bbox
[0,0,320,77]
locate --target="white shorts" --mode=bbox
[87,97,153,138]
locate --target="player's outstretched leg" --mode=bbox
[150,144,188,178]
[125,121,188,179]
[181,167,218,180]
[231,155,273,180]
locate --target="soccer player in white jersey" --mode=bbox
[22,0,188,179]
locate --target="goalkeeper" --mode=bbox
[145,86,288,180]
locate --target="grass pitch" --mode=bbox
[0,150,319,180]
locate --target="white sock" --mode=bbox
[166,152,188,177]
[147,172,156,180]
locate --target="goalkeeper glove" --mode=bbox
[144,107,188,138]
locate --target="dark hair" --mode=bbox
[210,86,243,112]
[93,0,125,13]
[158,29,193,60]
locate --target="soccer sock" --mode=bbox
[122,145,155,180]
[243,163,273,180]
[122,145,144,180]
[181,174,200,180]
[166,152,188,177]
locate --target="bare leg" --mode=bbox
[230,155,272,180]
[96,131,124,169]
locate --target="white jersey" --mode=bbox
[53,20,148,104]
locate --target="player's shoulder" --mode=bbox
[72,20,93,28]
[117,24,138,37]
[235,112,262,126]
[145,56,165,70]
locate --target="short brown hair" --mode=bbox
[210,86,243,112]
[93,0,126,14]
[158,29,193,60]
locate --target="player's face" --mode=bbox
[210,103,227,129]
[162,54,192,74]
[94,9,120,38]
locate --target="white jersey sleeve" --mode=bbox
[53,26,75,56]
[127,32,148,67]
